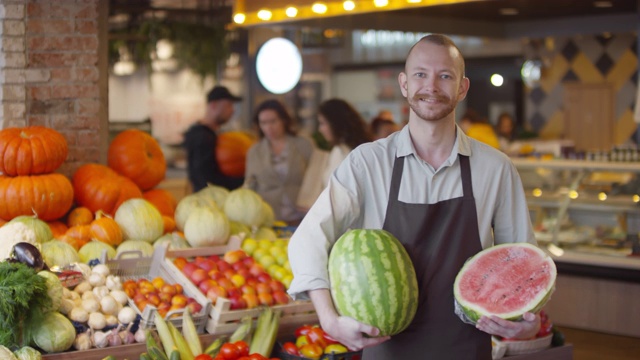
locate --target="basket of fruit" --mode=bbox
[165,238,317,335]
[277,325,363,360]
[104,246,211,333]
[491,310,554,357]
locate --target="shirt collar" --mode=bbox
[395,123,473,162]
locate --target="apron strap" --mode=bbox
[459,155,474,199]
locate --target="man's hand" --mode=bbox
[476,312,541,339]
[323,315,390,351]
[309,288,390,351]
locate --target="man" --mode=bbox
[183,86,243,192]
[287,34,540,359]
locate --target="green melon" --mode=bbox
[453,243,556,323]
[328,229,418,336]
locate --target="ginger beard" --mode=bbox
[407,92,457,122]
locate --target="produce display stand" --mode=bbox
[163,237,319,336]
[42,333,222,360]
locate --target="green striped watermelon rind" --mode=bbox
[328,229,419,337]
[453,243,557,324]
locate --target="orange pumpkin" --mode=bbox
[162,215,176,234]
[66,224,92,243]
[216,131,254,177]
[0,173,74,221]
[67,206,94,227]
[72,163,142,216]
[47,220,69,237]
[90,211,123,246]
[0,126,68,176]
[57,233,89,252]
[107,129,166,191]
[143,189,177,217]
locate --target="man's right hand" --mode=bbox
[308,288,390,351]
[323,314,390,351]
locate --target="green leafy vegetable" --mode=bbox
[0,262,52,349]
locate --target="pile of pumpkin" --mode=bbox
[0,126,274,266]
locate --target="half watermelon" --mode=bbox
[453,243,556,323]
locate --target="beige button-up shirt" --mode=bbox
[287,125,536,300]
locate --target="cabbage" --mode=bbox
[14,346,41,360]
[116,240,154,259]
[78,241,116,263]
[41,241,79,268]
[30,312,75,353]
[0,346,17,360]
[154,232,190,250]
[37,271,63,312]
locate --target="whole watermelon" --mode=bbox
[328,229,418,336]
[453,243,557,323]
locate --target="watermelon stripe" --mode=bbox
[329,229,418,336]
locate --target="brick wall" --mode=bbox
[0,0,105,177]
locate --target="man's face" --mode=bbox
[398,41,469,123]
[215,99,236,124]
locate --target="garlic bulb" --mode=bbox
[92,330,109,348]
[91,264,110,277]
[73,330,92,351]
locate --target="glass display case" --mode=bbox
[513,158,640,337]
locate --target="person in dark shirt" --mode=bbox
[183,86,243,191]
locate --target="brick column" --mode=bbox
[0,0,106,177]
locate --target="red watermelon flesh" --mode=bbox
[454,243,556,323]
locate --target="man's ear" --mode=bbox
[457,77,470,101]
[398,72,408,98]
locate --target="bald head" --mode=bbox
[405,34,465,78]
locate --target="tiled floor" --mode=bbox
[556,326,640,360]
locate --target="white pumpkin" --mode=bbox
[223,188,264,227]
[196,184,229,208]
[114,199,163,243]
[184,207,230,247]
[174,194,218,232]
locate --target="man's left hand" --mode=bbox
[475,312,541,339]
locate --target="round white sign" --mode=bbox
[256,38,303,94]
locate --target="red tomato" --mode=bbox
[195,355,214,360]
[213,355,225,360]
[248,354,268,360]
[220,342,241,360]
[299,343,324,359]
[295,324,314,338]
[282,341,300,356]
[237,358,250,360]
[234,340,250,357]
[307,327,328,348]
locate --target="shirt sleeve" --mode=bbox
[287,155,363,300]
[492,160,537,246]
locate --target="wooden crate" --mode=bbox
[42,333,222,360]
[104,248,211,333]
[165,237,318,336]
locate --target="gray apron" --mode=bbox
[363,155,491,359]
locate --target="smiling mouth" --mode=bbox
[414,95,443,103]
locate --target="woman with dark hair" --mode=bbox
[244,99,314,224]
[297,98,372,210]
[371,116,399,140]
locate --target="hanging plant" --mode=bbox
[108,20,230,81]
